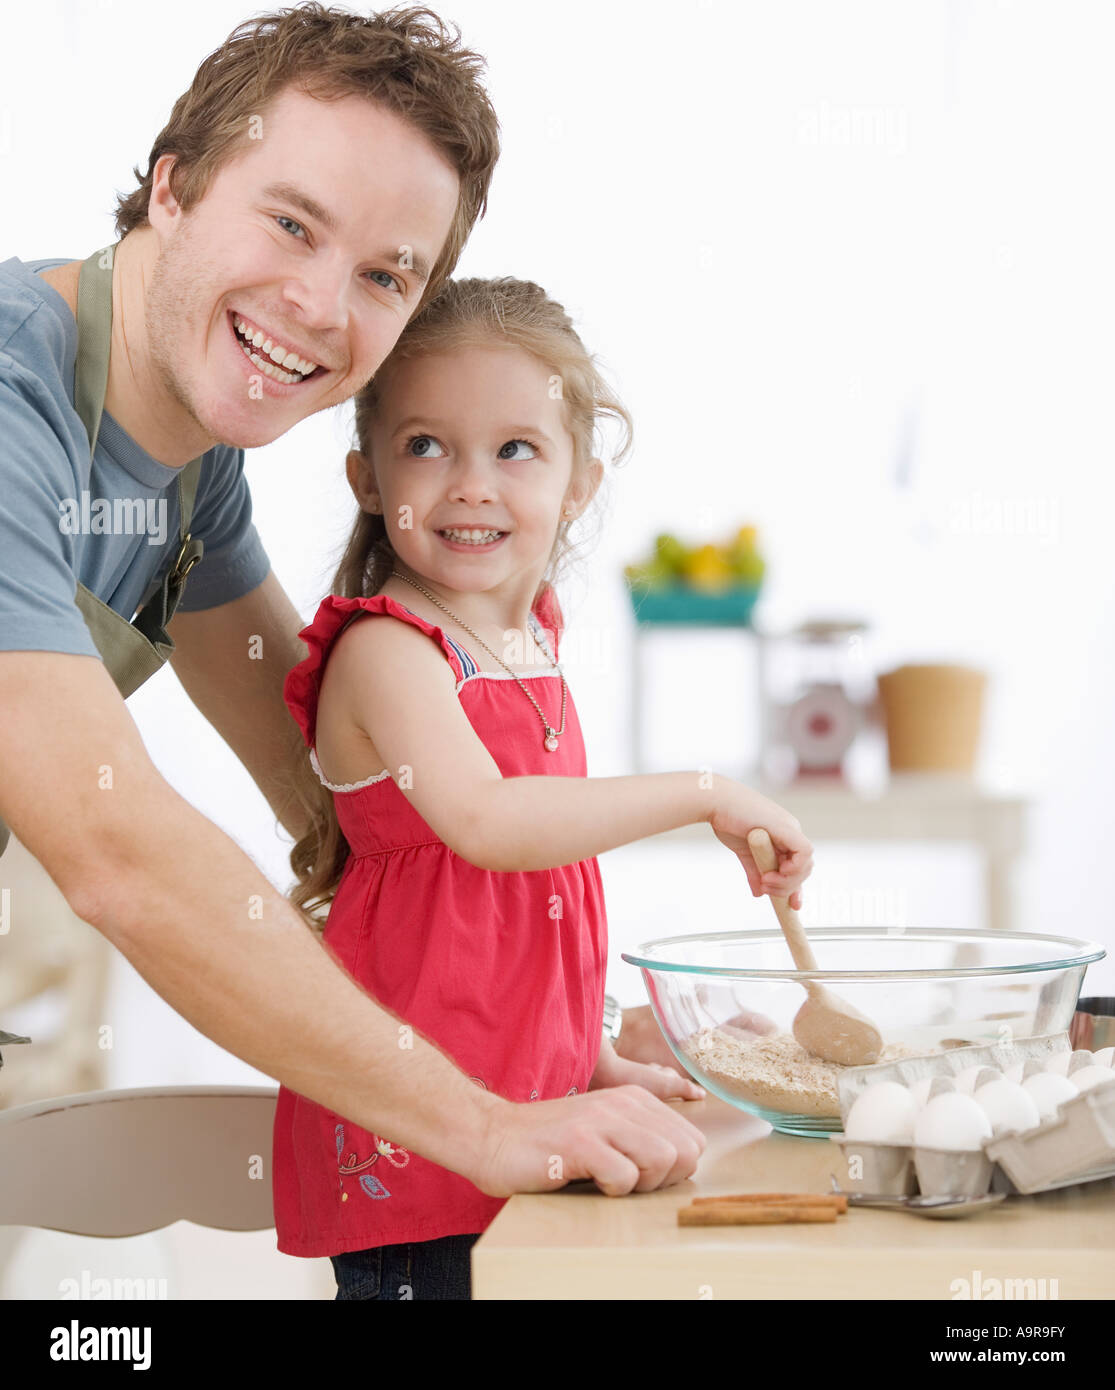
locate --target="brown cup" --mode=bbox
[877,664,987,774]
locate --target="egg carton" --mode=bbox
[829,1134,1000,1199]
[830,1033,1115,1199]
[986,1082,1115,1194]
[836,1031,1071,1116]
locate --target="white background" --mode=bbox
[3,0,1113,1094]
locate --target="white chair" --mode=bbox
[0,1084,279,1235]
[0,1085,288,1296]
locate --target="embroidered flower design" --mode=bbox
[335,1122,411,1202]
[375,1137,410,1168]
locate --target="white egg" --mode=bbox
[845,1081,918,1144]
[1090,1047,1115,1069]
[973,1078,1042,1136]
[914,1092,993,1151]
[1023,1071,1077,1120]
[1042,1052,1073,1076]
[1070,1066,1115,1094]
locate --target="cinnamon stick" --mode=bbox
[691,1192,848,1213]
[678,1203,839,1226]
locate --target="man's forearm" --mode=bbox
[166,572,315,843]
[260,768,314,843]
[78,791,500,1176]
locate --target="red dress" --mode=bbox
[272,584,609,1256]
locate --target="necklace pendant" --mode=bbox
[544,733,559,752]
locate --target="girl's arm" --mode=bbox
[326,613,812,897]
[590,1032,704,1101]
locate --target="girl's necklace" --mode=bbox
[389,569,568,752]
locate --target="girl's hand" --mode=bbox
[708,781,814,910]
[590,1035,705,1102]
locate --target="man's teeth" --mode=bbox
[233,314,319,383]
[440,528,505,544]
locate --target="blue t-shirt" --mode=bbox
[0,254,271,660]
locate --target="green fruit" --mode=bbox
[730,552,765,584]
[653,532,688,574]
[726,528,764,584]
[624,559,673,592]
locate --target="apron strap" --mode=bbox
[133,472,204,644]
[76,244,206,641]
[74,246,113,460]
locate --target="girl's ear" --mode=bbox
[563,457,605,520]
[346,449,382,514]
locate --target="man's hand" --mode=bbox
[472,1087,707,1198]
[167,571,310,840]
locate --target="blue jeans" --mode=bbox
[330,1233,481,1301]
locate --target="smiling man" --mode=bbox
[131,87,457,460]
[0,0,705,1272]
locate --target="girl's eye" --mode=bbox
[405,435,445,458]
[497,439,539,461]
[277,215,306,239]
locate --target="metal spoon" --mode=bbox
[831,1184,1007,1218]
[748,827,883,1066]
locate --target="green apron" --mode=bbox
[0,243,206,858]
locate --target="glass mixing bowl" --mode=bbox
[621,928,1105,1137]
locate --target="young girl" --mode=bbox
[273,276,813,1300]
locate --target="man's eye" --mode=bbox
[276,215,306,238]
[497,439,538,460]
[405,435,445,457]
[368,269,403,293]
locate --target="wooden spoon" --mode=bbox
[747,827,883,1066]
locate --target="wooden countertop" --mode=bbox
[471,1096,1115,1300]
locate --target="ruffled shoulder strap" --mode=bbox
[283,593,472,748]
[530,581,565,662]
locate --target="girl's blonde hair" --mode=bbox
[282,276,633,925]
